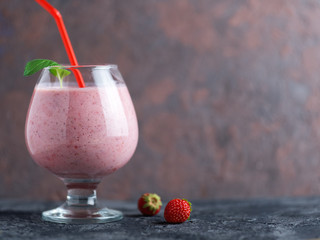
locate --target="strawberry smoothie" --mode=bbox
[25,84,138,179]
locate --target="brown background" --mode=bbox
[1,0,320,201]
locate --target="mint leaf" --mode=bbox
[24,59,71,87]
[24,59,59,76]
[50,67,71,87]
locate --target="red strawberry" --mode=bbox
[138,193,162,216]
[164,198,192,223]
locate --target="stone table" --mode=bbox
[1,197,320,239]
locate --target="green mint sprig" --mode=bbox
[24,59,71,87]
[49,67,71,87]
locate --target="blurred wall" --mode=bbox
[1,0,320,201]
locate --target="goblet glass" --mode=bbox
[25,65,138,224]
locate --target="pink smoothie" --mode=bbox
[25,84,138,179]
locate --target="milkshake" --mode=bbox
[26,0,138,223]
[25,83,138,179]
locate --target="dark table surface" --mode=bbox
[1,197,320,240]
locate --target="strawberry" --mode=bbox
[138,193,162,216]
[164,198,192,223]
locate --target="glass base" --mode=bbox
[42,202,123,224]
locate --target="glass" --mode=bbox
[25,65,138,224]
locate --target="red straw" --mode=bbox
[35,0,85,88]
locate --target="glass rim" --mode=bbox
[43,64,118,70]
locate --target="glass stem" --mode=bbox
[66,188,97,207]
